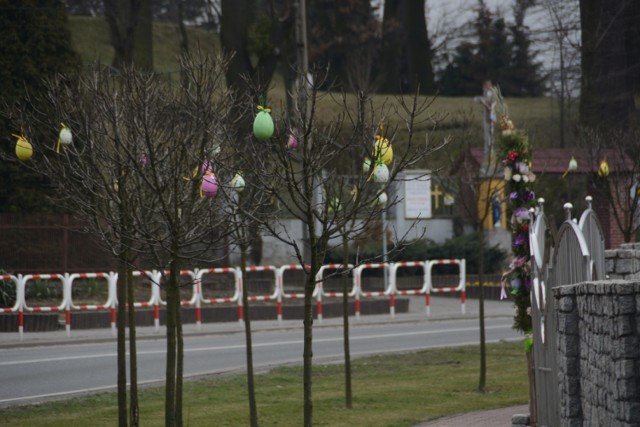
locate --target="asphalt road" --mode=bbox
[0,317,520,407]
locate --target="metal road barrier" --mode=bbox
[389,261,427,318]
[1,259,467,340]
[315,263,354,323]
[425,259,466,315]
[196,267,242,324]
[353,263,391,319]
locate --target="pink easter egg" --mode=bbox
[287,134,299,150]
[202,174,219,198]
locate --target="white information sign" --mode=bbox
[404,171,432,219]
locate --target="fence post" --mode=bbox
[459,259,466,315]
[62,273,73,337]
[17,274,25,341]
[236,268,244,323]
[108,272,117,336]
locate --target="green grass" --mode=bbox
[65,17,579,168]
[68,17,219,74]
[0,341,529,426]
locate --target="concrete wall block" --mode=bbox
[606,249,620,259]
[616,258,640,274]
[616,249,640,259]
[606,258,616,274]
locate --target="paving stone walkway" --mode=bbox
[414,404,529,427]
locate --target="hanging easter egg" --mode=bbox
[374,136,393,165]
[568,156,578,171]
[230,173,245,192]
[56,123,72,153]
[287,133,299,149]
[362,158,372,173]
[376,192,388,207]
[13,134,33,161]
[201,161,212,176]
[372,162,389,183]
[253,106,274,140]
[201,174,219,199]
[328,197,342,214]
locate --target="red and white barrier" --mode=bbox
[69,272,116,335]
[388,261,426,318]
[196,267,242,324]
[425,259,466,315]
[1,274,21,339]
[315,263,354,323]
[0,259,467,339]
[353,263,390,320]
[239,265,278,325]
[276,264,306,322]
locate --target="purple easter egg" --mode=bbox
[202,174,219,198]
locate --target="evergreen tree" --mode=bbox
[438,0,545,97]
[509,0,546,96]
[308,0,377,89]
[0,0,80,213]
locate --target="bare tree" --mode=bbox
[578,127,640,243]
[238,70,443,424]
[5,54,233,427]
[440,108,504,393]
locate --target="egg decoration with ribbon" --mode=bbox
[13,133,33,161]
[201,173,219,199]
[56,123,72,153]
[373,135,393,166]
[371,160,389,183]
[287,133,299,150]
[328,197,342,214]
[230,173,245,192]
[253,104,274,140]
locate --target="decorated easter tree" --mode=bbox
[242,75,443,425]
[6,54,233,427]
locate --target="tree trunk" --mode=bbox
[126,263,139,427]
[404,0,435,94]
[165,258,179,426]
[579,0,633,129]
[116,256,128,427]
[104,0,137,69]
[241,245,259,426]
[176,291,184,427]
[341,235,352,409]
[477,227,486,393]
[133,0,153,71]
[303,260,315,427]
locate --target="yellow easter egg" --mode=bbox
[15,136,33,161]
[374,137,393,165]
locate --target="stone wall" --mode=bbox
[554,281,640,427]
[605,243,640,280]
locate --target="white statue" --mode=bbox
[474,80,497,156]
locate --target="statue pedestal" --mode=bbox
[486,226,511,256]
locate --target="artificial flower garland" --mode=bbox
[495,89,535,335]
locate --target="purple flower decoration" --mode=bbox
[514,207,530,223]
[524,278,532,292]
[510,191,519,201]
[517,162,530,175]
[523,190,535,202]
[513,233,526,246]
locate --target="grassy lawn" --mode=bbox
[0,341,529,426]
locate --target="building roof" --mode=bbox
[466,148,636,175]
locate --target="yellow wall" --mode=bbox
[478,179,507,230]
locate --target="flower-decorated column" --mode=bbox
[496,98,536,334]
[496,89,538,425]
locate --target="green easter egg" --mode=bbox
[253,111,274,140]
